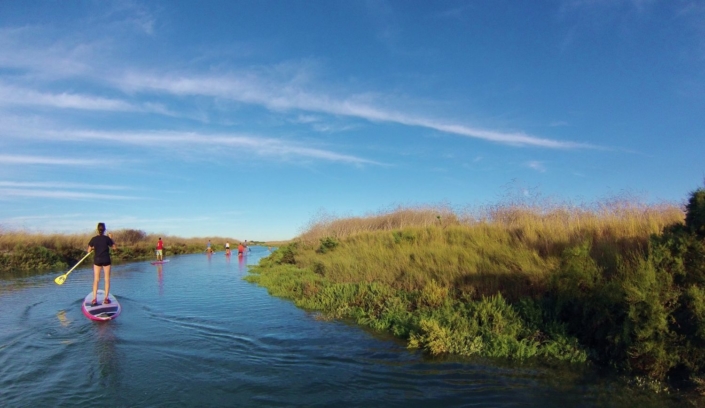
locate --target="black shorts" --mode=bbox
[94,261,111,267]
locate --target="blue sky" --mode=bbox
[0,0,703,241]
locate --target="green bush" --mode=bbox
[317,237,339,254]
[685,188,705,238]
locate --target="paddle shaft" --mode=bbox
[56,251,93,284]
[68,251,93,273]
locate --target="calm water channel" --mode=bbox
[0,247,692,407]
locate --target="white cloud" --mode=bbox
[0,181,131,190]
[526,161,547,172]
[0,188,138,200]
[0,13,596,152]
[0,83,135,111]
[116,71,596,149]
[0,117,381,166]
[0,154,105,166]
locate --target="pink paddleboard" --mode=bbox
[81,290,121,321]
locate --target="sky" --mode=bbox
[0,0,704,241]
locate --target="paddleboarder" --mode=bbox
[87,222,117,306]
[156,237,164,261]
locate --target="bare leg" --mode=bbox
[104,265,111,302]
[92,265,100,302]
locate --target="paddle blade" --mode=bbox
[54,274,67,285]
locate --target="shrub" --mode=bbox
[317,237,339,254]
[114,229,147,245]
[685,188,705,238]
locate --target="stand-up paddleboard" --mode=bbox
[151,259,170,265]
[81,290,121,321]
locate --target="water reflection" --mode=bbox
[56,310,70,328]
[156,264,163,296]
[93,323,121,388]
[238,253,246,273]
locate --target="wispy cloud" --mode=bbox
[0,12,594,151]
[0,154,105,166]
[0,188,138,200]
[0,26,98,79]
[0,83,135,111]
[0,181,131,190]
[117,71,596,149]
[0,83,189,119]
[0,117,381,166]
[526,161,547,172]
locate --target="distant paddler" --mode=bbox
[156,237,164,261]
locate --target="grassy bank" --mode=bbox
[247,190,705,390]
[0,228,241,274]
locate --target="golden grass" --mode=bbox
[298,198,683,247]
[290,197,685,300]
[0,230,89,252]
[298,204,460,244]
[0,227,242,253]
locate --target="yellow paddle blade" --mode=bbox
[54,251,92,287]
[54,274,67,285]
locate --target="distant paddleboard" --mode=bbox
[81,290,121,321]
[151,260,170,265]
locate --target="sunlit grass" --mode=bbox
[0,227,243,272]
[292,197,683,299]
[248,193,696,380]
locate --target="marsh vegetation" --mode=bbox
[0,228,239,275]
[247,189,705,392]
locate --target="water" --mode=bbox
[0,247,691,407]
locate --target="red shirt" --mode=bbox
[156,240,163,250]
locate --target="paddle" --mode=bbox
[54,251,93,285]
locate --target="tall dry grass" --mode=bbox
[0,226,244,273]
[298,204,461,244]
[298,198,683,248]
[0,229,89,252]
[289,197,685,299]
[0,228,240,253]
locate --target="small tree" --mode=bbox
[685,187,705,239]
[114,229,147,245]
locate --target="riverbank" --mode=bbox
[247,190,705,394]
[0,228,242,275]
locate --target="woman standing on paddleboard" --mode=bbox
[87,222,117,306]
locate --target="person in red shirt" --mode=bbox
[156,237,164,261]
[237,242,245,256]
